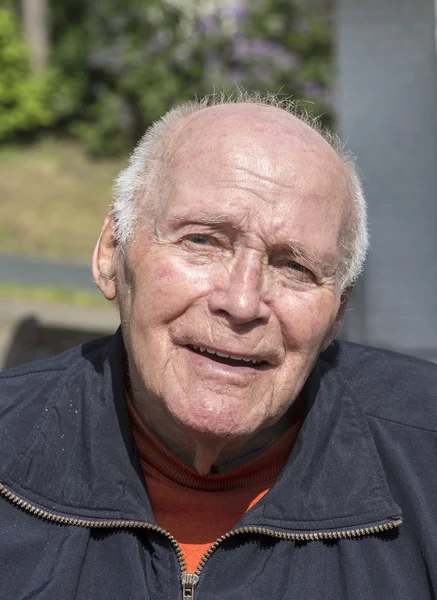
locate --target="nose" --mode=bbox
[208,251,271,325]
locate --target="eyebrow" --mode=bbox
[165,212,338,274]
[166,212,245,229]
[273,241,337,274]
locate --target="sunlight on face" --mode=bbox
[117,106,350,442]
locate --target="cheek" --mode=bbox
[278,292,338,350]
[128,254,214,326]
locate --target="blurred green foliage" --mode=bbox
[1,0,333,155]
[0,6,54,139]
[0,4,77,140]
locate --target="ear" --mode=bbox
[321,285,354,352]
[92,214,118,301]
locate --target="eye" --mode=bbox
[276,259,315,283]
[185,234,214,245]
[286,260,307,273]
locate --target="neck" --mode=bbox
[126,369,301,475]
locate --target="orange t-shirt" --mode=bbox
[128,399,301,573]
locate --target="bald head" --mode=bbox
[112,93,368,288]
[161,103,342,176]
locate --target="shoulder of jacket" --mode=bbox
[322,340,437,432]
[0,335,112,417]
[0,334,112,379]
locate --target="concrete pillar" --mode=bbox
[336,0,437,361]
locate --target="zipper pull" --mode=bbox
[181,573,199,599]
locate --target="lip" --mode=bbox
[184,345,270,375]
[187,344,268,365]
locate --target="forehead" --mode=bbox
[157,106,350,254]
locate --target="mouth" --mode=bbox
[186,345,270,370]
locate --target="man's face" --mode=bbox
[115,106,350,441]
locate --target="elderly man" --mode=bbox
[1,94,436,599]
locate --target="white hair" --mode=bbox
[112,90,369,290]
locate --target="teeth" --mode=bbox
[190,345,262,364]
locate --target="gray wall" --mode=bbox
[336,0,437,361]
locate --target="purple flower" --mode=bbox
[232,37,301,71]
[226,68,244,84]
[251,39,272,57]
[221,0,247,23]
[198,13,216,35]
[232,35,251,61]
[302,81,324,101]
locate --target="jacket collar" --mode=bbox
[2,332,401,530]
[240,354,401,530]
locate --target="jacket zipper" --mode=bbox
[0,482,402,599]
[0,482,187,592]
[183,518,403,598]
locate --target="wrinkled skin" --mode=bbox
[93,104,352,473]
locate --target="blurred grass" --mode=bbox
[0,139,125,261]
[0,281,113,308]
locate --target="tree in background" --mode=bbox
[0,1,82,141]
[20,0,49,73]
[196,0,332,120]
[51,0,193,155]
[0,3,55,140]
[1,0,332,154]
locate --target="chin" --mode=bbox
[167,397,263,440]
